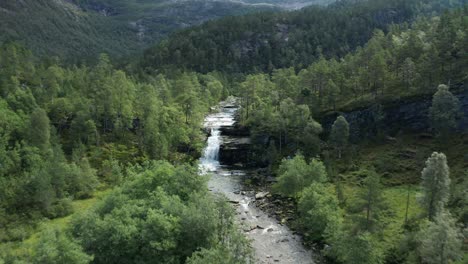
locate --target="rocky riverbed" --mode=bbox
[200,99,316,264]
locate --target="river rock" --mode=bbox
[255,191,270,199]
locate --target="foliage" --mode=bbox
[331,231,385,264]
[329,115,349,159]
[297,183,343,242]
[32,228,93,264]
[0,0,277,62]
[420,152,451,220]
[72,161,251,264]
[0,42,226,244]
[273,154,327,199]
[141,0,465,73]
[429,84,462,137]
[417,212,464,264]
[349,169,389,233]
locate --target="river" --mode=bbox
[199,99,314,264]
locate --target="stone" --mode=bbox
[255,191,270,199]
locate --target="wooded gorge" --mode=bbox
[0,0,467,263]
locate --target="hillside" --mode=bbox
[0,0,277,61]
[140,0,466,73]
[0,0,141,61]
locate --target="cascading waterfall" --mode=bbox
[200,128,221,173]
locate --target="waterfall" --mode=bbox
[200,107,236,173]
[200,128,221,173]
[204,128,221,161]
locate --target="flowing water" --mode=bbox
[200,100,314,264]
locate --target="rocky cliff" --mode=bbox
[320,90,468,142]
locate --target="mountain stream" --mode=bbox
[199,100,314,264]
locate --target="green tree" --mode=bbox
[418,212,463,264]
[329,115,349,159]
[351,168,387,233]
[33,228,92,264]
[450,170,468,223]
[420,152,451,221]
[333,231,384,264]
[72,161,245,264]
[401,57,417,91]
[28,108,51,151]
[68,158,99,199]
[429,84,461,137]
[273,154,327,199]
[297,119,323,157]
[298,183,343,242]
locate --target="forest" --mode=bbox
[0,0,467,263]
[0,0,277,62]
[139,0,466,73]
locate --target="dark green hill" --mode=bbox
[139,0,466,73]
[0,0,278,62]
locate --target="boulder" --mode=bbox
[255,191,270,199]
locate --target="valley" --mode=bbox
[0,0,466,263]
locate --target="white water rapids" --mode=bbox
[199,100,314,264]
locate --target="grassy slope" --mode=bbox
[0,189,110,258]
[338,133,467,186]
[335,132,467,257]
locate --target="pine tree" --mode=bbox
[351,169,387,232]
[429,84,461,137]
[420,152,451,221]
[28,108,51,151]
[329,115,349,159]
[418,212,463,264]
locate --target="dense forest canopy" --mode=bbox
[140,0,466,73]
[0,0,467,263]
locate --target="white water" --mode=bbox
[200,99,314,264]
[200,128,221,172]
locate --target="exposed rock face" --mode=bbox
[219,136,252,166]
[217,110,254,166]
[219,123,250,136]
[320,90,468,142]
